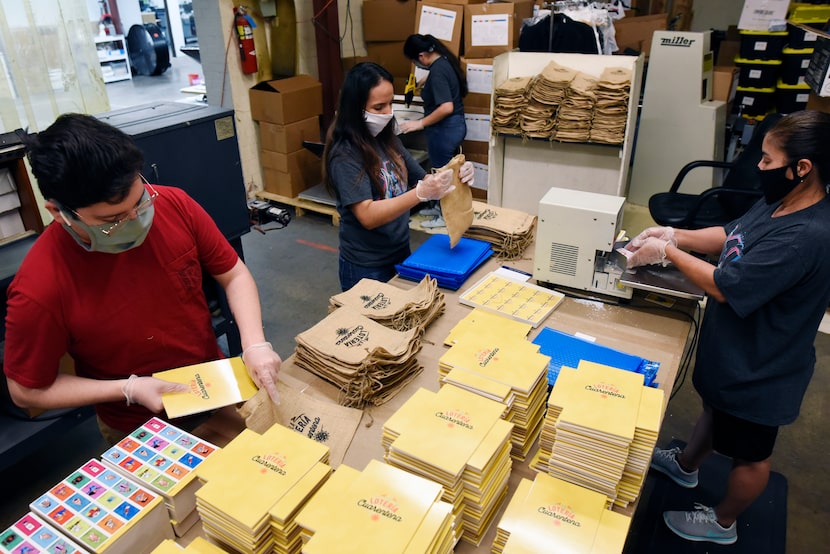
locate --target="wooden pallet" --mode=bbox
[257,191,340,226]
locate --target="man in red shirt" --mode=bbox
[3,113,281,443]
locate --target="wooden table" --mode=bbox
[190,250,696,552]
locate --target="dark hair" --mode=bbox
[323,62,405,197]
[403,34,468,97]
[23,113,144,210]
[766,110,830,184]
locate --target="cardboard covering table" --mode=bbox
[184,239,695,553]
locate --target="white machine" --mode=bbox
[533,187,632,300]
[627,30,727,206]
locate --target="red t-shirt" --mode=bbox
[4,185,240,432]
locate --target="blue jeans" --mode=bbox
[425,113,466,168]
[339,256,398,291]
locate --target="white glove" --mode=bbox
[242,342,282,405]
[626,237,670,268]
[415,169,455,201]
[400,119,424,134]
[459,161,474,187]
[123,375,188,412]
[625,226,677,251]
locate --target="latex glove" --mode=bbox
[625,226,676,251]
[415,169,455,201]
[123,376,188,412]
[459,161,474,186]
[399,119,424,134]
[241,342,282,404]
[626,237,670,268]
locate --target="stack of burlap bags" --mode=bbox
[492,76,530,135]
[328,275,445,333]
[521,61,575,138]
[555,72,598,143]
[294,306,423,408]
[463,201,537,260]
[590,66,632,144]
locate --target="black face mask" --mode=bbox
[756,162,802,205]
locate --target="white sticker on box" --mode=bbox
[471,14,509,47]
[467,63,494,94]
[464,113,491,142]
[743,97,756,106]
[749,69,762,78]
[756,41,768,51]
[797,93,809,102]
[805,32,817,42]
[802,59,810,69]
[418,5,456,42]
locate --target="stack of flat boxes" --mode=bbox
[249,75,324,198]
[0,168,25,239]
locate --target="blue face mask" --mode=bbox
[57,191,155,253]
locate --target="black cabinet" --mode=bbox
[96,102,251,355]
[95,102,250,243]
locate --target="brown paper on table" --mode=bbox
[438,153,473,249]
[237,383,362,467]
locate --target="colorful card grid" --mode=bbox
[29,459,159,552]
[1,512,88,553]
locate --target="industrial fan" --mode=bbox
[127,22,170,76]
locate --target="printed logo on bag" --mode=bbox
[251,452,287,475]
[660,35,695,47]
[335,325,369,347]
[476,347,500,367]
[585,381,624,400]
[289,413,331,444]
[435,408,473,430]
[474,208,497,220]
[538,503,580,527]
[357,494,402,522]
[360,293,391,310]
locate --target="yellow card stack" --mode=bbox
[29,459,173,554]
[443,308,532,347]
[294,307,423,408]
[438,330,550,460]
[100,418,220,537]
[194,423,331,554]
[493,473,631,554]
[328,276,446,332]
[295,460,456,553]
[381,386,514,546]
[530,361,657,508]
[151,536,226,553]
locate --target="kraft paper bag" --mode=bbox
[237,382,362,467]
[438,153,473,248]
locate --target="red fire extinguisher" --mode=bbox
[234,7,257,74]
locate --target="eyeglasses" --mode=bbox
[70,175,158,236]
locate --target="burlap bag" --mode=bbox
[237,381,362,467]
[438,154,473,248]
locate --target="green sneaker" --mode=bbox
[650,446,699,488]
[663,503,737,545]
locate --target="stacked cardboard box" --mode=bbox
[362,0,419,93]
[249,75,324,198]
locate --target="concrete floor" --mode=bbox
[1,59,828,551]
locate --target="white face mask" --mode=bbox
[363,111,400,137]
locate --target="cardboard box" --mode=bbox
[464,1,534,59]
[613,13,667,57]
[259,117,321,154]
[416,2,464,56]
[464,107,491,143]
[802,24,830,97]
[461,57,494,110]
[366,41,411,77]
[261,149,323,198]
[807,90,830,113]
[362,0,418,42]
[462,139,489,157]
[713,66,739,105]
[249,75,323,124]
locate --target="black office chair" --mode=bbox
[648,113,783,230]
